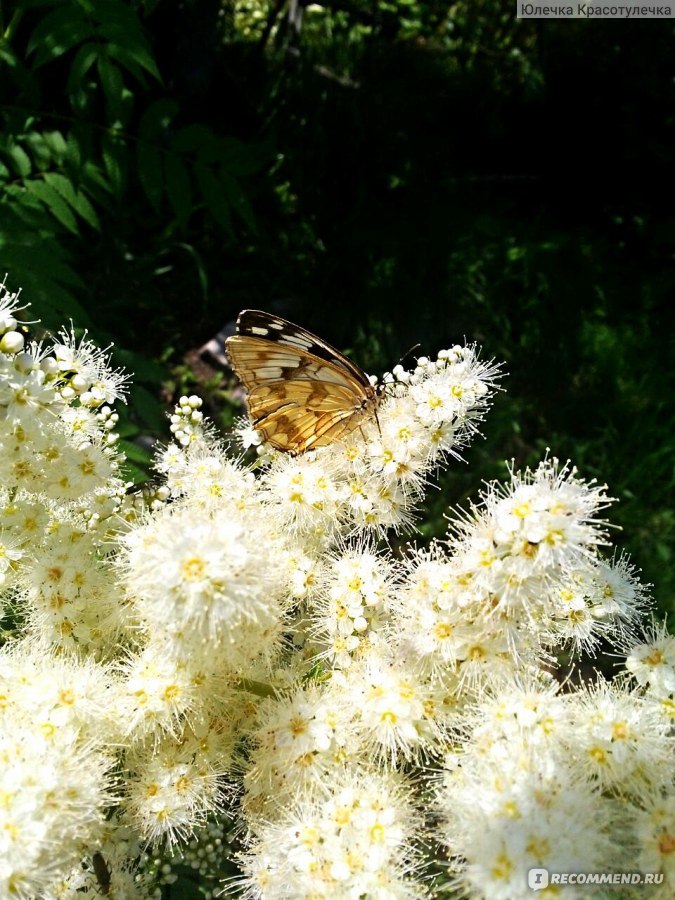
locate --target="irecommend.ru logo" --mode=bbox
[528,868,664,890]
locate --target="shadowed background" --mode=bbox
[1,0,673,611]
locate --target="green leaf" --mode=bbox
[100,132,125,194]
[6,144,32,177]
[24,180,78,234]
[130,384,167,435]
[0,217,88,329]
[66,42,99,94]
[106,41,160,83]
[27,5,91,67]
[65,133,82,169]
[24,179,79,233]
[42,171,78,205]
[43,130,68,163]
[119,455,152,486]
[165,153,192,228]
[94,0,161,81]
[113,347,165,383]
[97,53,125,121]
[70,189,100,230]
[0,39,35,93]
[196,164,232,235]
[43,172,101,230]
[118,440,153,464]
[136,141,163,212]
[118,438,154,468]
[24,133,54,172]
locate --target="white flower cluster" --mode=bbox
[437,674,674,899]
[0,282,128,653]
[1,286,673,900]
[390,459,649,683]
[0,642,117,898]
[252,345,501,539]
[239,770,424,899]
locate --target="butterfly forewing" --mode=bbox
[226,310,379,454]
[232,310,373,386]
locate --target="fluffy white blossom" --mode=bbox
[125,730,225,847]
[626,619,675,699]
[0,644,116,898]
[2,290,672,900]
[631,790,675,891]
[437,742,616,900]
[238,770,425,899]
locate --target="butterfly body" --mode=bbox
[226,310,380,454]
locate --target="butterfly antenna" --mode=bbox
[397,343,421,369]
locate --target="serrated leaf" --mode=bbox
[106,40,160,83]
[2,187,53,227]
[165,153,191,227]
[94,0,161,81]
[82,158,114,197]
[6,144,32,177]
[43,172,101,229]
[0,228,88,331]
[42,130,68,162]
[97,53,125,121]
[24,179,79,233]
[43,171,78,205]
[27,6,91,67]
[137,141,163,212]
[66,42,98,94]
[70,190,100,230]
[196,164,232,235]
[24,133,52,171]
[65,133,82,168]
[100,132,125,194]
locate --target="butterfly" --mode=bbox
[226,309,381,454]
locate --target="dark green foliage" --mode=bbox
[1,1,672,610]
[0,0,268,342]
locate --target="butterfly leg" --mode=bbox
[374,406,382,438]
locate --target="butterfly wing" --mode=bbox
[226,310,378,454]
[232,309,373,388]
[248,403,366,453]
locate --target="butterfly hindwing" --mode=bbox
[226,310,379,454]
[253,404,362,453]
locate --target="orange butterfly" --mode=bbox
[226,310,381,454]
